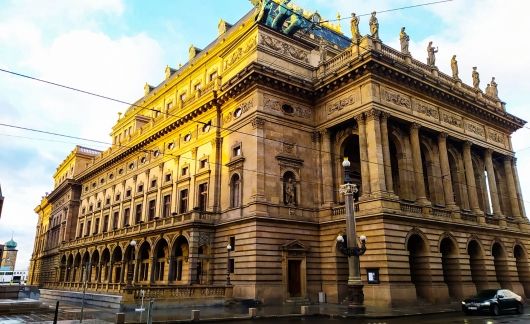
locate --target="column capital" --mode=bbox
[311,131,321,143]
[438,132,448,140]
[380,111,390,120]
[504,155,514,163]
[410,122,421,131]
[353,113,365,124]
[365,109,381,120]
[485,148,494,157]
[463,140,473,149]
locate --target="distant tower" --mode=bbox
[1,238,18,271]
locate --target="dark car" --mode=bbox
[462,289,524,315]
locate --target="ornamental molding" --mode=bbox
[259,34,309,64]
[440,110,463,129]
[223,98,254,124]
[412,98,439,121]
[327,92,360,115]
[263,95,311,120]
[487,128,506,146]
[380,87,411,111]
[223,35,258,71]
[464,120,486,139]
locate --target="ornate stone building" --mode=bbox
[30,1,530,307]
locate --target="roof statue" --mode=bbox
[271,0,293,30]
[486,77,499,99]
[451,55,459,80]
[350,13,360,43]
[427,41,438,67]
[400,27,410,55]
[369,11,379,40]
[472,67,480,90]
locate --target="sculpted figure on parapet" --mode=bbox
[486,77,499,98]
[369,11,379,39]
[472,66,480,90]
[350,13,360,43]
[451,55,459,80]
[427,41,438,66]
[399,27,410,55]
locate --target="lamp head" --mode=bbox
[359,235,367,243]
[342,157,350,168]
[226,244,232,250]
[130,240,137,247]
[336,234,344,243]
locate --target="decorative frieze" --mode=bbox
[412,99,439,121]
[464,120,486,139]
[440,110,463,129]
[263,95,311,119]
[381,87,411,111]
[223,99,254,124]
[223,35,258,71]
[487,128,506,146]
[259,34,309,64]
[327,93,359,115]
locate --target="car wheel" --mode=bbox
[491,304,500,316]
[516,303,524,314]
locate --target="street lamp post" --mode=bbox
[226,244,232,286]
[337,157,367,311]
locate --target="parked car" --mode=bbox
[462,289,524,315]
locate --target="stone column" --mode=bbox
[409,123,429,205]
[462,141,483,217]
[142,170,149,222]
[438,133,456,209]
[355,114,371,198]
[252,117,267,203]
[512,158,527,218]
[171,156,180,214]
[484,149,502,216]
[380,112,394,195]
[365,109,387,196]
[155,163,164,217]
[320,130,335,206]
[503,156,521,218]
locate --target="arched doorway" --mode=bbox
[440,237,462,298]
[60,255,67,282]
[73,253,81,282]
[90,250,100,282]
[81,251,90,283]
[153,239,168,282]
[101,248,110,283]
[514,245,530,297]
[197,245,210,284]
[111,247,123,283]
[171,236,189,283]
[492,242,510,287]
[468,240,488,291]
[124,244,136,284]
[407,233,432,301]
[138,242,151,283]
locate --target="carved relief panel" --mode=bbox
[262,94,312,121]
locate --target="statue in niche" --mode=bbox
[450,55,459,79]
[284,175,296,205]
[369,11,379,39]
[399,27,410,55]
[271,0,293,31]
[426,41,438,67]
[472,66,480,90]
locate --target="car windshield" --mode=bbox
[476,290,497,298]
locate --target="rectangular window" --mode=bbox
[200,159,208,169]
[166,101,173,110]
[163,195,171,218]
[123,208,130,226]
[180,93,187,102]
[151,179,157,188]
[86,221,91,236]
[229,258,235,273]
[229,236,235,251]
[78,223,84,238]
[106,197,111,205]
[198,183,208,211]
[209,71,218,82]
[94,218,100,234]
[103,215,109,233]
[115,193,121,201]
[135,203,143,224]
[165,173,172,182]
[233,145,241,157]
[179,189,189,214]
[138,184,144,192]
[176,260,183,281]
[181,166,188,176]
[96,201,101,209]
[148,199,156,221]
[126,189,131,198]
[113,211,119,229]
[194,83,201,92]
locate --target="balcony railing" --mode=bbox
[125,285,230,300]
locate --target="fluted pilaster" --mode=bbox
[409,123,429,205]
[438,133,456,209]
[354,114,371,197]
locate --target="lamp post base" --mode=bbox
[346,283,365,313]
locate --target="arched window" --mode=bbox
[283,171,297,205]
[230,174,241,208]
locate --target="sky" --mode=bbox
[1,0,530,270]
